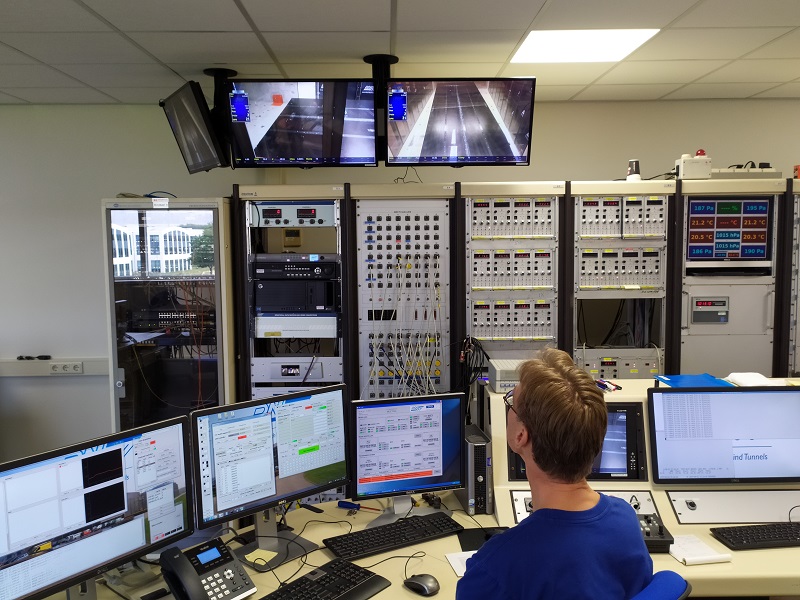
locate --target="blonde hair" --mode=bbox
[515,348,607,483]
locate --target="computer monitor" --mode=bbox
[385,78,535,166]
[227,80,377,167]
[191,384,349,568]
[160,81,228,174]
[507,401,648,482]
[349,393,466,527]
[0,417,193,600]
[648,386,800,484]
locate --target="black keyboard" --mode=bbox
[323,512,464,560]
[710,521,800,550]
[257,558,390,600]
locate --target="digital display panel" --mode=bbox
[685,196,772,269]
[386,79,535,166]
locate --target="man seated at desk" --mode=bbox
[457,348,652,599]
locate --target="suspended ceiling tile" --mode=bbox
[397,0,545,31]
[0,32,153,64]
[664,82,778,99]
[748,29,800,59]
[7,87,119,103]
[752,82,800,98]
[0,64,85,87]
[243,0,389,32]
[129,32,272,64]
[534,85,587,101]
[503,62,615,85]
[673,0,800,27]
[699,59,800,83]
[101,87,184,104]
[282,64,375,78]
[573,83,684,101]
[0,0,110,32]
[599,60,729,84]
[56,63,186,88]
[265,32,390,63]
[532,0,699,29]
[82,0,251,32]
[395,30,523,63]
[0,43,38,64]
[630,28,793,60]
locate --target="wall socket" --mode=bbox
[49,361,84,375]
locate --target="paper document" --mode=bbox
[445,551,477,576]
[669,535,731,565]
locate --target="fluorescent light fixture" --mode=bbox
[512,29,659,63]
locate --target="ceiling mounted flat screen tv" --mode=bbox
[228,79,377,167]
[160,81,228,174]
[386,78,535,166]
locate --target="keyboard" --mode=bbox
[257,558,390,600]
[323,512,464,560]
[710,521,800,550]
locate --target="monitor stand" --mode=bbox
[234,508,318,570]
[66,579,97,600]
[365,495,452,529]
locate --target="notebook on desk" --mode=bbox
[457,527,509,552]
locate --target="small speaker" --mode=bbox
[455,424,493,516]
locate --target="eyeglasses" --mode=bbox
[503,388,517,417]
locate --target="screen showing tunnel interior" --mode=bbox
[386,79,535,166]
[228,80,376,167]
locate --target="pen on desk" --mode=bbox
[338,500,382,512]
[595,380,610,392]
[599,378,622,391]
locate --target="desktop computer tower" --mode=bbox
[455,424,493,516]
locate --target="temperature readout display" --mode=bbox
[686,198,770,260]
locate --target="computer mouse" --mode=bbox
[403,573,440,596]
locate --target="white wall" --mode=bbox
[1,99,798,460]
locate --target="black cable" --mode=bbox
[789,505,800,522]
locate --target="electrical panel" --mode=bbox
[355,197,451,398]
[464,183,562,359]
[572,182,673,379]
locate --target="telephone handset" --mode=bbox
[159,537,257,600]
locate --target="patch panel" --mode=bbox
[356,199,450,398]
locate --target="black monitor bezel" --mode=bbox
[160,81,228,174]
[647,385,800,485]
[507,401,648,482]
[348,392,467,502]
[227,79,378,168]
[384,77,536,167]
[0,416,194,600]
[191,384,350,530]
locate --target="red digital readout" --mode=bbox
[742,232,767,242]
[689,232,714,242]
[715,216,741,228]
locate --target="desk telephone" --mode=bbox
[160,537,257,600]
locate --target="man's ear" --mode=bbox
[510,423,530,454]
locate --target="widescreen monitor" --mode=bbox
[350,393,465,527]
[191,384,349,568]
[684,195,774,274]
[508,402,647,481]
[160,81,228,174]
[385,78,535,166]
[227,80,377,167]
[648,386,800,484]
[0,417,193,600]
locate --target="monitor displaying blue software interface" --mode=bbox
[350,393,465,501]
[648,386,800,484]
[0,417,193,600]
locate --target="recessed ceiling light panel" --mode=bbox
[512,29,659,63]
